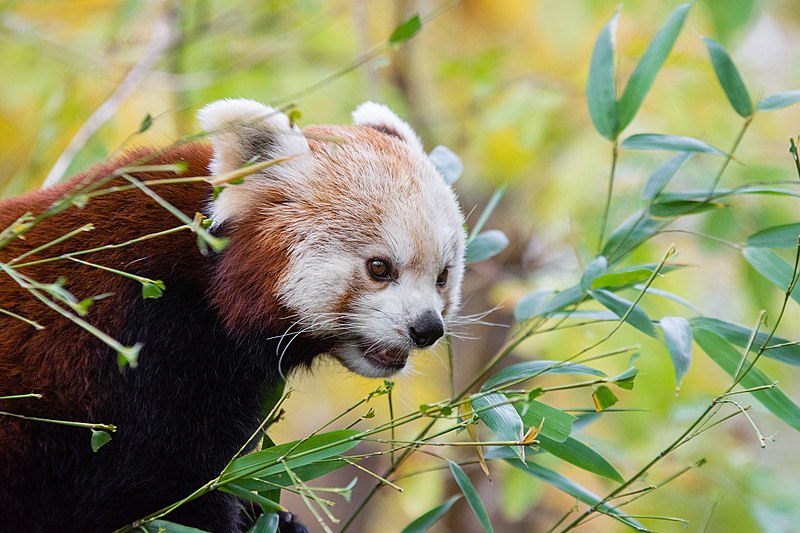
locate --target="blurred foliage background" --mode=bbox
[2,0,800,531]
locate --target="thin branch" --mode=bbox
[42,9,179,187]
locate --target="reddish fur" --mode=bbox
[0,141,288,474]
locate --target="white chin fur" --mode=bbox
[334,345,409,379]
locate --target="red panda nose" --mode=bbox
[408,312,445,348]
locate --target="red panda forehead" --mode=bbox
[298,124,461,246]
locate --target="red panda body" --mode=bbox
[0,100,466,531]
[0,143,319,531]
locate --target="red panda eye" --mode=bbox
[367,259,392,281]
[436,268,449,287]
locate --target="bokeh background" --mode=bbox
[2,1,800,531]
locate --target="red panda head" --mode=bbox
[198,99,465,378]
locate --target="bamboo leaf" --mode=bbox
[580,256,608,291]
[742,247,800,304]
[746,223,800,249]
[757,90,800,111]
[401,496,461,533]
[429,145,463,185]
[693,329,800,431]
[389,14,422,45]
[220,483,285,512]
[538,435,624,483]
[587,10,620,140]
[591,268,656,290]
[248,513,279,533]
[482,361,606,392]
[137,113,153,133]
[602,211,666,264]
[588,289,658,338]
[516,401,577,443]
[514,289,555,322]
[592,385,619,411]
[649,199,725,217]
[487,450,645,530]
[703,37,753,117]
[472,393,524,461]
[621,133,727,156]
[449,461,493,532]
[618,3,691,131]
[642,152,694,200]
[690,316,800,366]
[90,429,112,453]
[144,520,209,533]
[660,317,693,389]
[465,230,509,263]
[221,430,359,482]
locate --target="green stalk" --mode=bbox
[596,141,619,254]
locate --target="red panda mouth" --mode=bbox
[359,343,410,370]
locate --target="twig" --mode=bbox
[42,9,179,187]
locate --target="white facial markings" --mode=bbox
[199,98,466,379]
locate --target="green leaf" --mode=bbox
[481,361,606,392]
[221,430,359,482]
[116,343,141,370]
[517,401,577,443]
[538,435,624,483]
[693,329,800,431]
[389,14,422,44]
[757,90,800,111]
[746,223,800,249]
[469,185,507,239]
[588,289,658,338]
[233,460,348,492]
[690,316,800,366]
[580,256,608,291]
[144,520,209,533]
[488,451,645,530]
[141,280,166,299]
[465,230,509,263]
[138,113,153,133]
[248,513,279,533]
[429,145,463,185]
[220,482,285,512]
[659,186,800,202]
[591,268,655,290]
[472,393,524,461]
[617,3,691,131]
[592,385,619,411]
[610,366,638,390]
[649,199,725,217]
[90,429,112,453]
[449,461,493,532]
[742,247,800,303]
[703,37,753,117]
[587,9,620,140]
[602,211,666,264]
[621,133,727,156]
[401,496,461,533]
[642,152,694,200]
[660,317,692,388]
[539,285,584,315]
[514,289,555,322]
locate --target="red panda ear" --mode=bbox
[197,98,309,177]
[352,102,423,152]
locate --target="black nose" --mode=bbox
[408,312,445,348]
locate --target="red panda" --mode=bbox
[0,100,466,532]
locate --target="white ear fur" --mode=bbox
[352,102,423,152]
[197,98,309,176]
[197,98,310,224]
